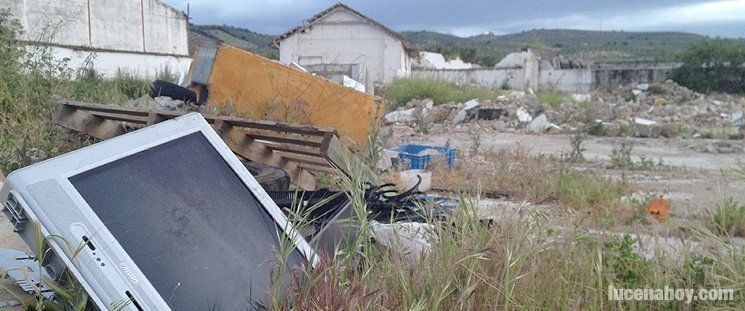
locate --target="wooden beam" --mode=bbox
[62,100,338,136]
[273,152,330,168]
[89,111,149,124]
[264,142,323,158]
[146,112,168,125]
[53,103,127,139]
[54,101,367,189]
[212,116,336,136]
[243,130,323,148]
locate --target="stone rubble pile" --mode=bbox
[383,81,745,143]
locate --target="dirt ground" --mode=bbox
[401,132,745,227]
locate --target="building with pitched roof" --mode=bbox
[273,3,418,93]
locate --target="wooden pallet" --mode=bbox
[53,100,372,190]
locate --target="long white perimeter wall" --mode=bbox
[412,64,675,92]
[2,0,191,79]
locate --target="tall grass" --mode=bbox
[272,150,743,309]
[712,198,745,237]
[535,89,566,108]
[281,187,744,309]
[0,11,152,173]
[381,77,502,107]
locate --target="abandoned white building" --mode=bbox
[0,0,191,79]
[274,3,419,93]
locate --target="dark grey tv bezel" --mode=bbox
[0,113,318,310]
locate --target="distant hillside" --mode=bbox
[188,25,715,65]
[402,29,710,65]
[188,24,278,59]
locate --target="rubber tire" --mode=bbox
[241,160,291,191]
[149,80,197,104]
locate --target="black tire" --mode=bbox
[241,160,291,191]
[149,80,197,104]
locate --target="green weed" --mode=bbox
[381,77,501,107]
[712,198,745,237]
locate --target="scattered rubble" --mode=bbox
[382,81,745,152]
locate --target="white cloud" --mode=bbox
[164,0,316,20]
[497,0,745,32]
[448,27,492,37]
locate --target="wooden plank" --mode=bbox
[243,130,323,148]
[62,100,338,136]
[274,152,331,168]
[62,100,155,117]
[54,101,370,189]
[53,103,127,139]
[320,133,378,184]
[264,143,323,158]
[296,164,338,174]
[146,112,168,125]
[89,111,149,124]
[213,116,336,136]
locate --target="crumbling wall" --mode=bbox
[540,68,594,92]
[1,0,191,78]
[591,62,680,89]
[410,68,525,90]
[411,62,679,92]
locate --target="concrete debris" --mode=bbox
[153,96,185,110]
[384,81,744,147]
[385,108,417,123]
[452,99,480,124]
[572,93,591,102]
[516,107,533,122]
[732,111,743,123]
[370,221,436,263]
[529,113,550,134]
[634,117,661,138]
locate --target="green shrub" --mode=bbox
[670,38,745,94]
[381,77,500,107]
[536,89,565,108]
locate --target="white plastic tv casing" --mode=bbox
[0,112,318,310]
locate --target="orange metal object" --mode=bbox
[648,198,670,221]
[198,45,382,146]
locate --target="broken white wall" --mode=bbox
[278,8,410,93]
[539,68,594,92]
[1,0,191,79]
[413,52,473,70]
[495,50,535,68]
[411,68,525,90]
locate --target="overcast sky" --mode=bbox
[162,0,745,38]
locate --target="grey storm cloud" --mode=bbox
[162,0,745,37]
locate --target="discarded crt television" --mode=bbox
[0,113,317,310]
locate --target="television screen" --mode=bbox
[70,132,304,309]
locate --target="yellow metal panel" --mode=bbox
[205,45,381,146]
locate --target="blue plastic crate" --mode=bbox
[388,144,456,169]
